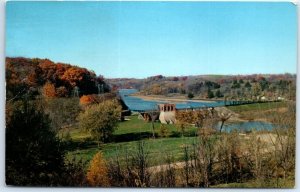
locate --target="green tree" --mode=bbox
[6,101,65,186]
[187,92,194,99]
[245,81,252,88]
[231,82,241,89]
[78,99,122,146]
[207,89,214,98]
[215,89,223,98]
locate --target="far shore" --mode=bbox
[131,94,216,103]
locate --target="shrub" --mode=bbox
[86,152,109,187]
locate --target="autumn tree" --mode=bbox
[175,110,195,136]
[80,94,99,106]
[78,99,122,146]
[42,82,56,98]
[61,67,99,95]
[86,152,110,187]
[56,86,68,97]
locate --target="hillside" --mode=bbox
[6,57,109,100]
[107,73,296,101]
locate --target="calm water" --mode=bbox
[217,121,274,133]
[119,89,226,111]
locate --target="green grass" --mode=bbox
[227,101,287,113]
[67,136,199,167]
[115,115,196,135]
[65,115,198,166]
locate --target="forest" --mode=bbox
[5,57,296,187]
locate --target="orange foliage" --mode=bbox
[86,152,109,187]
[80,94,98,105]
[6,57,107,98]
[62,67,88,87]
[42,82,56,98]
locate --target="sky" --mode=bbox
[6,1,297,78]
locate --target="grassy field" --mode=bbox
[66,115,198,166]
[227,101,287,113]
[65,102,288,167]
[226,101,288,121]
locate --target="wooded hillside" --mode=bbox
[6,57,109,100]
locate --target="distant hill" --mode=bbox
[107,73,296,100]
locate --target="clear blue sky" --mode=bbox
[6,1,297,78]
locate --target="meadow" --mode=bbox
[65,102,287,167]
[65,115,198,166]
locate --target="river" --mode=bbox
[119,89,226,111]
[119,89,274,132]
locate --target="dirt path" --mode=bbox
[147,161,190,174]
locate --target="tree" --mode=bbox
[245,81,252,88]
[259,77,269,91]
[62,158,88,186]
[6,101,65,186]
[231,81,241,89]
[56,86,68,97]
[252,83,262,98]
[78,99,122,146]
[207,89,214,99]
[215,90,223,98]
[44,97,81,132]
[43,82,56,98]
[187,92,194,99]
[80,95,98,106]
[86,152,109,186]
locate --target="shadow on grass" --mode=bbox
[169,131,198,138]
[112,132,158,143]
[113,130,197,143]
[64,130,199,151]
[63,139,98,151]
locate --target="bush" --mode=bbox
[187,92,194,99]
[86,152,110,187]
[78,99,122,145]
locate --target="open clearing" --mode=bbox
[65,102,287,167]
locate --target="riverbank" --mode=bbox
[131,94,215,103]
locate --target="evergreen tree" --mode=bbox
[6,101,65,186]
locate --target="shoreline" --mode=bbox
[131,94,215,103]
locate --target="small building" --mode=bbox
[158,104,176,124]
